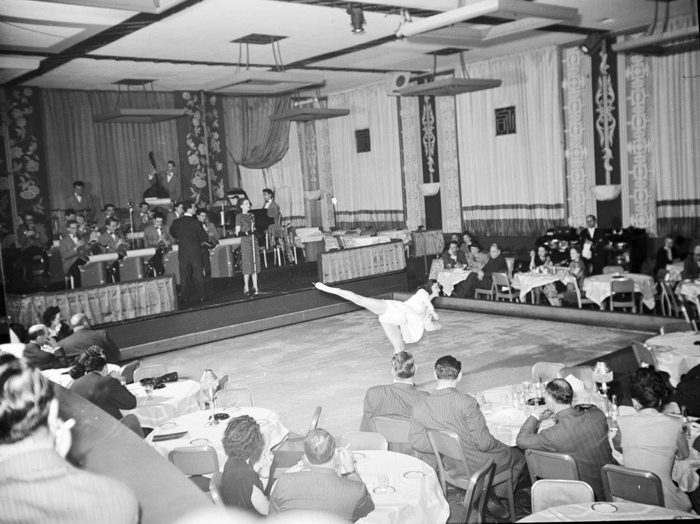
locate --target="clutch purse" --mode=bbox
[140,371,178,386]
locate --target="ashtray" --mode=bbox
[213,413,230,421]
[526,397,545,406]
[373,486,396,495]
[403,471,425,479]
[591,503,618,514]
[159,422,178,430]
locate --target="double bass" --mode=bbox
[143,151,170,200]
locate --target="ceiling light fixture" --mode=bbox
[93,80,185,124]
[347,5,366,34]
[580,32,606,56]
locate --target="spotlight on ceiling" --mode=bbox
[580,32,606,56]
[347,5,366,34]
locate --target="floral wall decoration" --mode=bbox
[2,87,50,243]
[0,127,13,248]
[176,91,228,206]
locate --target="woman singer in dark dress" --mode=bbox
[220,415,272,515]
[235,198,261,296]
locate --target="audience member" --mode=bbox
[529,245,553,271]
[22,325,68,371]
[269,428,374,521]
[682,244,700,280]
[17,210,50,278]
[42,306,73,343]
[543,246,587,306]
[220,415,272,515]
[613,367,691,511]
[441,240,467,269]
[654,235,681,280]
[0,356,139,523]
[459,231,474,256]
[665,363,700,418]
[516,378,613,500]
[452,243,508,298]
[409,355,525,519]
[59,313,121,364]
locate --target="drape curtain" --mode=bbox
[651,15,700,235]
[223,95,292,169]
[238,122,306,226]
[327,83,404,229]
[42,89,179,215]
[455,46,566,236]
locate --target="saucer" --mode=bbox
[190,438,209,445]
[159,422,178,430]
[403,471,425,479]
[373,486,396,495]
[591,503,617,514]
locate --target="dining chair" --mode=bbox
[659,279,691,322]
[475,280,496,300]
[531,362,565,384]
[216,374,229,393]
[493,272,517,302]
[557,366,595,391]
[214,386,254,408]
[269,225,286,266]
[631,341,659,370]
[660,321,693,335]
[531,479,594,513]
[308,406,322,433]
[133,364,168,383]
[453,459,497,524]
[609,278,636,313]
[569,278,596,309]
[428,429,516,521]
[525,449,580,485]
[272,406,322,452]
[428,257,444,281]
[340,431,388,451]
[371,417,411,453]
[209,472,224,508]
[119,361,140,384]
[601,464,665,507]
[168,445,219,492]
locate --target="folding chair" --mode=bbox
[340,431,388,451]
[660,321,694,335]
[493,272,517,302]
[570,278,596,309]
[557,366,595,391]
[525,449,580,485]
[453,460,497,524]
[475,280,496,300]
[531,362,565,384]
[120,414,144,438]
[531,479,594,513]
[214,386,254,408]
[601,464,664,507]
[631,341,659,369]
[168,445,219,492]
[133,364,168,383]
[428,429,516,521]
[273,406,322,452]
[609,278,636,313]
[659,279,691,322]
[119,361,140,385]
[209,472,224,508]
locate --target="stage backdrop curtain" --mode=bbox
[238,122,306,226]
[650,15,700,236]
[42,89,179,218]
[455,46,566,236]
[327,83,404,229]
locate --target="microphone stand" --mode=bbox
[127,201,135,249]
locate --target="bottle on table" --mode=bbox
[608,394,619,431]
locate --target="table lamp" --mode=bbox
[200,369,219,426]
[592,361,613,412]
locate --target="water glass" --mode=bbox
[143,383,154,400]
[119,374,127,387]
[377,472,389,491]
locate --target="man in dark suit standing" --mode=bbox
[580,214,607,275]
[59,313,121,364]
[453,243,508,298]
[170,200,208,304]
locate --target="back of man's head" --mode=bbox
[392,351,416,379]
[70,313,88,329]
[435,355,461,380]
[27,324,46,342]
[304,428,335,465]
[545,379,574,405]
[0,357,54,444]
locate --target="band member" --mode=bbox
[262,188,281,226]
[134,202,153,232]
[75,214,89,240]
[167,201,185,226]
[170,201,208,304]
[62,208,77,234]
[59,220,88,287]
[148,160,182,203]
[67,180,97,223]
[235,198,261,296]
[196,208,219,278]
[98,217,128,282]
[17,210,50,279]
[100,203,117,233]
[143,212,173,276]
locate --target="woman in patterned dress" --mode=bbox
[235,198,261,296]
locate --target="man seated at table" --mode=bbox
[59,313,121,364]
[269,428,374,522]
[409,355,525,519]
[0,355,140,523]
[515,378,614,500]
[359,351,428,455]
[682,244,700,281]
[22,325,69,371]
[441,240,467,269]
[654,235,681,281]
[452,243,508,298]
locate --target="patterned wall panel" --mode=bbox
[398,97,423,231]
[436,96,462,234]
[316,119,336,230]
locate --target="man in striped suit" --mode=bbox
[409,355,525,518]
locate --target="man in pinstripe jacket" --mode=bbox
[409,355,526,516]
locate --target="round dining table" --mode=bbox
[582,273,656,310]
[518,501,698,521]
[437,268,473,297]
[146,406,289,468]
[121,378,201,429]
[644,331,700,386]
[511,271,563,303]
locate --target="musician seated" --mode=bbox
[167,202,184,226]
[61,208,77,235]
[143,212,173,277]
[17,210,50,279]
[98,217,128,282]
[99,204,117,233]
[75,214,89,240]
[134,201,153,232]
[59,220,88,287]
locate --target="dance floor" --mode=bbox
[135,306,649,438]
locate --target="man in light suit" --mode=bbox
[143,212,173,276]
[58,313,121,364]
[580,214,608,275]
[58,220,88,287]
[360,351,428,455]
[163,160,182,203]
[263,188,281,226]
[98,217,128,282]
[409,355,525,519]
[66,180,97,223]
[17,210,50,278]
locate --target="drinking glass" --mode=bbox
[377,473,389,491]
[119,374,127,387]
[144,383,154,400]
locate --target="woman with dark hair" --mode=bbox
[613,367,691,511]
[314,280,441,353]
[543,246,587,306]
[529,245,553,271]
[69,346,136,420]
[220,415,272,515]
[235,198,261,296]
[41,306,72,343]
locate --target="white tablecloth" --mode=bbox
[678,280,700,304]
[667,262,685,282]
[122,379,201,428]
[511,272,562,303]
[437,268,473,297]
[518,501,697,522]
[582,273,656,310]
[42,363,120,388]
[645,331,700,386]
[146,406,288,468]
[345,236,391,248]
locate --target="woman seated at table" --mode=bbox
[220,415,273,516]
[464,241,489,272]
[41,306,73,344]
[543,246,587,307]
[529,245,553,272]
[69,346,136,420]
[613,367,692,512]
[441,240,468,269]
[459,231,475,255]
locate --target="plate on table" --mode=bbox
[190,438,209,446]
[403,470,425,479]
[352,452,367,461]
[213,413,230,421]
[373,486,396,495]
[591,503,618,514]
[159,422,178,430]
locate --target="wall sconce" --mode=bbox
[347,5,366,34]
